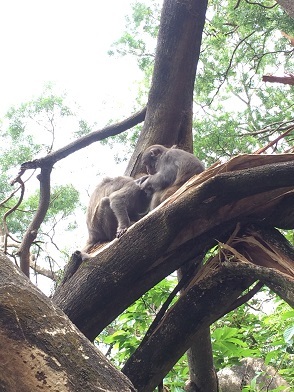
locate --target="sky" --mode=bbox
[0,0,148,193]
[0,0,141,120]
[0,0,148,293]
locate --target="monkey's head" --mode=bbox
[142,145,167,175]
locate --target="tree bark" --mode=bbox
[122,260,255,391]
[0,252,135,392]
[262,74,294,85]
[52,156,294,390]
[185,329,218,392]
[2,157,293,391]
[177,255,217,391]
[124,2,213,388]
[53,156,294,336]
[122,225,294,391]
[277,0,294,18]
[126,0,208,176]
[3,0,293,390]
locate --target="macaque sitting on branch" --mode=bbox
[139,144,205,209]
[83,176,152,253]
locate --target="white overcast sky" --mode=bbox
[0,0,141,120]
[0,0,146,198]
[0,1,148,291]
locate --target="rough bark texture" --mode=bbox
[122,225,294,391]
[125,1,211,389]
[177,254,217,391]
[277,0,294,18]
[52,156,294,387]
[263,74,294,85]
[185,330,218,392]
[0,252,135,392]
[2,155,293,392]
[2,0,294,389]
[122,262,254,391]
[54,158,292,335]
[125,0,208,176]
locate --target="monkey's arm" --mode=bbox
[141,164,177,192]
[134,175,150,185]
[109,191,131,238]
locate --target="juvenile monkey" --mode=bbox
[139,144,205,209]
[83,176,151,253]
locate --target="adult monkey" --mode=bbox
[139,144,205,209]
[82,176,152,253]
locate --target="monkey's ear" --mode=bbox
[150,147,162,157]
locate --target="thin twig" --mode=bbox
[2,179,25,253]
[254,125,294,154]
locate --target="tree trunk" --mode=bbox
[122,223,294,391]
[0,252,135,392]
[54,156,294,337]
[53,156,294,391]
[178,257,218,391]
[277,0,294,18]
[185,329,218,392]
[125,0,215,388]
[126,0,208,176]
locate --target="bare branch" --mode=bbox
[16,107,147,174]
[262,74,294,85]
[207,32,255,105]
[30,256,58,281]
[254,125,294,153]
[17,166,52,277]
[9,108,146,277]
[245,0,278,9]
[2,178,25,253]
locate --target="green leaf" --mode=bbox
[284,325,294,345]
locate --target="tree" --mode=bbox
[0,1,293,392]
[0,85,82,281]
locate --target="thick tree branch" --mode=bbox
[276,0,294,18]
[122,225,294,391]
[18,107,146,171]
[126,0,208,175]
[0,252,135,391]
[122,259,255,391]
[12,108,146,277]
[223,281,264,315]
[17,166,52,277]
[2,178,25,254]
[53,154,294,341]
[262,74,294,85]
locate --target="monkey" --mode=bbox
[139,144,205,209]
[82,176,152,253]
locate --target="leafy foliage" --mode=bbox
[97,281,294,389]
[109,0,294,164]
[108,1,161,70]
[212,293,294,387]
[103,1,294,389]
[0,85,82,273]
[1,185,79,235]
[97,276,178,361]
